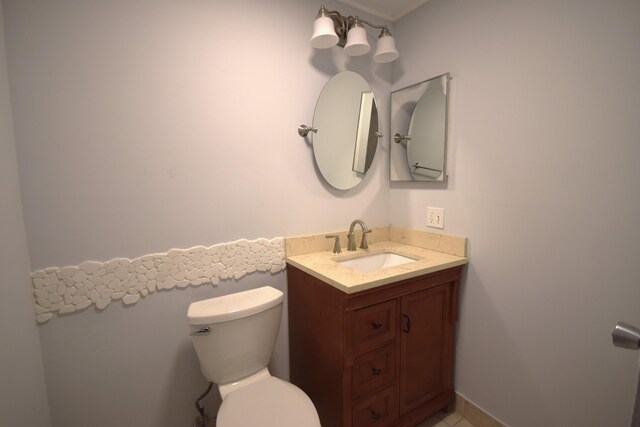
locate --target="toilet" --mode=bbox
[187,286,320,427]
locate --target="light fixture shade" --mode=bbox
[344,26,370,56]
[373,34,399,63]
[311,16,339,49]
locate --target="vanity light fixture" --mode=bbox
[310,5,399,63]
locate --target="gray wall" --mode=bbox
[0,1,51,425]
[390,1,640,426]
[5,0,640,426]
[3,0,392,426]
[4,0,391,271]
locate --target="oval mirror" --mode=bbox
[407,89,446,179]
[312,71,379,190]
[389,73,450,182]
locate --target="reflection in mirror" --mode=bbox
[390,73,450,182]
[407,89,445,179]
[310,72,379,190]
[352,92,379,174]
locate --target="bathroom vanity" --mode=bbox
[285,228,467,427]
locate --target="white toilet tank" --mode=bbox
[187,286,283,384]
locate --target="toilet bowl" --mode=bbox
[187,286,320,427]
[217,375,319,426]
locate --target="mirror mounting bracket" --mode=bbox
[393,133,411,144]
[298,124,317,137]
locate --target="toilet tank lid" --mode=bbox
[188,286,284,324]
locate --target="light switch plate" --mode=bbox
[427,207,445,229]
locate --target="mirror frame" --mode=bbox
[389,73,451,182]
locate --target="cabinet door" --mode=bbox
[399,284,452,415]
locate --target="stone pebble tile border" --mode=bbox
[31,237,286,324]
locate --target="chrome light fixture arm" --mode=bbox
[318,6,390,32]
[356,18,389,34]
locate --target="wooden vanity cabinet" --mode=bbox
[287,264,463,427]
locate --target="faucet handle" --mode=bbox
[325,235,342,254]
[360,229,371,250]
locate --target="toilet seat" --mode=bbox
[216,377,320,427]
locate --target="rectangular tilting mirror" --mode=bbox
[390,73,450,182]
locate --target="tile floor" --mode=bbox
[417,410,475,427]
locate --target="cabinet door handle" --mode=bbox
[371,367,382,376]
[370,410,382,420]
[371,322,383,330]
[402,314,411,333]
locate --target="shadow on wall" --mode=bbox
[456,261,551,426]
[155,340,221,426]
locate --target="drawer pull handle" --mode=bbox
[402,314,411,333]
[371,322,383,330]
[370,410,382,420]
[371,367,382,376]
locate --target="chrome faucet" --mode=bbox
[347,219,371,251]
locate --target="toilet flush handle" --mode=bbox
[190,326,211,336]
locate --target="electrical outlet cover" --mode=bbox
[427,207,445,229]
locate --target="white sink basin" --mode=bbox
[336,252,419,273]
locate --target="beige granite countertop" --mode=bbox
[285,226,468,294]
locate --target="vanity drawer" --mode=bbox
[350,300,397,355]
[352,344,396,400]
[352,386,398,427]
